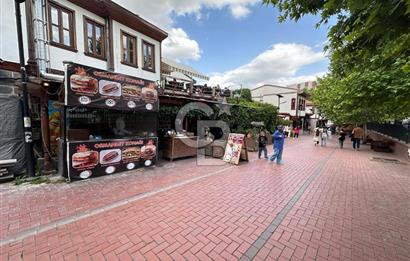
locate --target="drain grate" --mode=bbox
[370,157,406,164]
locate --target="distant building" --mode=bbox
[161,58,209,81]
[287,80,318,90]
[251,84,309,129]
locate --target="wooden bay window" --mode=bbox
[48,1,76,51]
[84,17,105,60]
[142,40,155,72]
[121,31,137,67]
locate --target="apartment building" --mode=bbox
[0,0,167,173]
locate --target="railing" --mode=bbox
[367,122,410,144]
[161,78,232,101]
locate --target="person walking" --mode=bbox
[320,127,327,146]
[294,126,300,138]
[351,125,364,150]
[258,130,268,159]
[313,127,320,146]
[338,128,346,149]
[270,125,285,164]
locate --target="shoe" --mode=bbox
[264,157,268,159]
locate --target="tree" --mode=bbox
[263,0,410,123]
[240,88,252,102]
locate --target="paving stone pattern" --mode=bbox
[0,136,409,260]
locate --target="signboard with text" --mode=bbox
[67,138,157,180]
[65,63,158,111]
[223,133,247,165]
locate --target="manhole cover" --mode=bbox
[369,157,406,164]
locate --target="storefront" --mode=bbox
[63,62,158,181]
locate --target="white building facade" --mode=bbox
[252,84,307,118]
[0,0,167,83]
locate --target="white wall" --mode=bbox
[252,85,301,116]
[112,21,160,82]
[0,0,29,64]
[48,0,107,72]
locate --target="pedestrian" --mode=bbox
[320,127,327,146]
[284,125,290,137]
[270,125,285,164]
[258,130,268,159]
[313,127,320,146]
[338,128,346,149]
[327,127,332,139]
[294,126,300,138]
[351,125,364,150]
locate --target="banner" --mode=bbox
[223,133,245,165]
[67,138,157,180]
[65,63,159,111]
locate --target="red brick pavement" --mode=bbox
[1,136,409,260]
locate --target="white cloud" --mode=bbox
[230,4,251,19]
[208,43,326,88]
[113,0,259,61]
[162,28,202,62]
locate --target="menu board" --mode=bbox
[223,133,245,165]
[65,63,159,111]
[67,138,157,180]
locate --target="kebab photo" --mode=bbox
[72,151,99,169]
[100,149,121,164]
[122,85,142,98]
[141,82,158,103]
[141,144,156,160]
[122,147,141,160]
[99,80,121,97]
[70,67,98,94]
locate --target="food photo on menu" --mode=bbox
[142,82,158,103]
[70,67,98,95]
[100,149,122,165]
[141,141,156,160]
[122,84,142,99]
[99,80,122,97]
[122,147,141,161]
[71,146,99,169]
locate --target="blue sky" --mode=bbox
[117,0,332,87]
[174,4,330,76]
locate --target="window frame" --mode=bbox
[142,40,155,72]
[291,98,296,110]
[48,1,77,52]
[120,30,138,68]
[83,16,106,60]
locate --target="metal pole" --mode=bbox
[15,0,36,177]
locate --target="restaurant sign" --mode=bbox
[67,138,157,180]
[223,133,245,165]
[65,63,158,111]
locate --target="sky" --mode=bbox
[115,0,332,88]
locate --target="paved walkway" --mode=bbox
[1,135,409,260]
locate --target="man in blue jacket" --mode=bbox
[270,125,285,164]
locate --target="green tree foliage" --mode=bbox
[160,99,278,135]
[263,0,410,123]
[240,88,252,101]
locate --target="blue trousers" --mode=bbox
[258,146,267,158]
[352,138,361,149]
[270,147,283,163]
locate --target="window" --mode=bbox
[84,17,105,59]
[49,1,75,50]
[121,31,137,67]
[142,40,155,72]
[291,98,296,110]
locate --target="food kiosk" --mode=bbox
[63,62,158,181]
